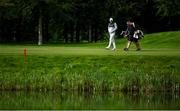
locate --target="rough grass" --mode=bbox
[0,55,179,92]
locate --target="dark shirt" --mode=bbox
[127,25,136,35]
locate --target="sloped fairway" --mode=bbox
[141,31,180,48]
[0,31,180,92]
[0,31,180,55]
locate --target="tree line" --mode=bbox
[0,0,180,44]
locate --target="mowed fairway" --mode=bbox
[0,45,180,56]
[0,31,180,56]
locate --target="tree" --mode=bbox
[1,0,180,43]
[38,0,44,45]
[154,0,180,30]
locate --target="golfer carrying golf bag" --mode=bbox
[124,20,141,51]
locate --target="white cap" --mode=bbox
[109,18,113,22]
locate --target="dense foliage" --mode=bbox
[0,0,180,44]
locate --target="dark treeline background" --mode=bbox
[0,0,180,44]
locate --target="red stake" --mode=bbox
[24,48,26,64]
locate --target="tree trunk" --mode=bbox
[38,14,43,45]
[92,25,95,42]
[88,24,92,42]
[70,22,74,43]
[95,27,98,42]
[76,22,80,43]
[64,23,68,43]
[94,22,98,42]
[168,16,172,30]
[44,18,49,42]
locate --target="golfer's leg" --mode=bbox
[136,41,141,50]
[124,41,130,51]
[106,33,112,48]
[113,41,116,49]
[126,41,131,49]
[112,34,116,50]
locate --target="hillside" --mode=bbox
[141,31,180,48]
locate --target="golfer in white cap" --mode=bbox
[106,17,118,51]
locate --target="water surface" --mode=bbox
[0,91,179,110]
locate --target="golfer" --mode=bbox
[124,20,141,51]
[106,17,118,51]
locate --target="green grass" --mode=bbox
[0,31,180,55]
[0,31,180,92]
[0,55,179,92]
[141,31,180,48]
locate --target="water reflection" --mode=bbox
[0,91,179,110]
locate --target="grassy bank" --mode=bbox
[0,55,180,92]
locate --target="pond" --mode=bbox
[0,91,179,110]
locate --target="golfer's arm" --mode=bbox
[112,23,118,32]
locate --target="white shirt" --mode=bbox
[108,23,117,33]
